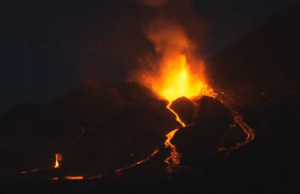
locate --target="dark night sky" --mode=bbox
[1,0,300,114]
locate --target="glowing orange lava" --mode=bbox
[142,54,215,102]
[164,102,186,167]
[115,149,159,175]
[50,176,86,180]
[54,153,62,169]
[63,176,84,180]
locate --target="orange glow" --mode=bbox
[50,176,85,180]
[141,54,216,102]
[54,153,62,169]
[63,176,84,180]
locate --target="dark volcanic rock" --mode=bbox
[0,103,49,172]
[220,124,247,148]
[170,97,195,126]
[60,101,179,175]
[0,103,43,137]
[207,4,300,127]
[204,6,300,190]
[171,96,235,163]
[0,82,179,176]
[195,96,234,127]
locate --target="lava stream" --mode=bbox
[216,93,255,153]
[51,176,85,180]
[20,153,62,174]
[115,149,159,175]
[164,102,186,169]
[227,109,255,149]
[63,176,84,180]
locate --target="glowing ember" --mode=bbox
[54,153,62,169]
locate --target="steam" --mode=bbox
[135,0,169,7]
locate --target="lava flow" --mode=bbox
[63,176,84,180]
[164,102,185,167]
[139,54,216,169]
[115,149,159,175]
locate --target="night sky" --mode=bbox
[1,0,300,114]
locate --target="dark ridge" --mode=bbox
[204,4,300,192]
[208,4,300,95]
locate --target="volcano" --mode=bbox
[1,4,300,193]
[0,81,251,178]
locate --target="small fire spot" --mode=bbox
[54,153,62,168]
